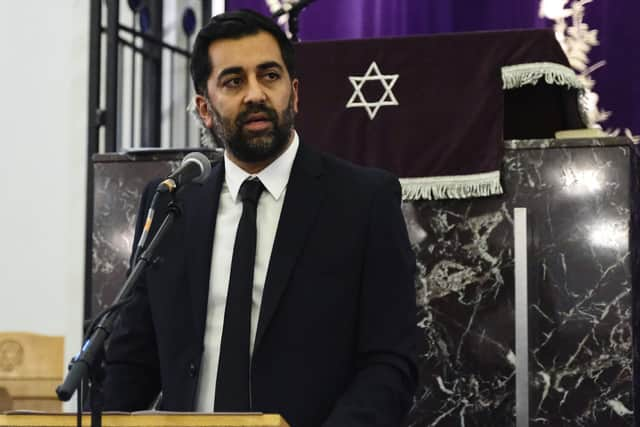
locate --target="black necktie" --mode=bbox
[215,178,264,412]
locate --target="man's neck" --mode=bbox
[226,131,294,174]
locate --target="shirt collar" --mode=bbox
[224,131,299,202]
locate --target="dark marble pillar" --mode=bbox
[405,137,635,427]
[90,149,222,315]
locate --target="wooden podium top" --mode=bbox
[0,413,289,427]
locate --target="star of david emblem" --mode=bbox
[346,61,399,120]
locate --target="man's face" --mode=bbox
[196,31,299,166]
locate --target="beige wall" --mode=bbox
[0,0,89,411]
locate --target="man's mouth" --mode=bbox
[242,112,273,132]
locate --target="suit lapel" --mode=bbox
[254,143,325,351]
[184,158,224,346]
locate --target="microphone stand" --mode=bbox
[272,0,317,42]
[56,194,183,427]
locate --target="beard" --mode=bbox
[207,95,295,163]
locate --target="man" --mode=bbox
[103,9,417,427]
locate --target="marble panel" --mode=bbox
[520,145,633,427]
[92,161,175,314]
[405,194,516,427]
[406,138,634,427]
[91,149,222,315]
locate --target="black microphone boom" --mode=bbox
[157,151,212,193]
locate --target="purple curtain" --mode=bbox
[226,0,639,133]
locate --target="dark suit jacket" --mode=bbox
[103,142,418,427]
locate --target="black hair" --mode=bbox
[190,9,296,96]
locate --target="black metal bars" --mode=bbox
[84,0,207,322]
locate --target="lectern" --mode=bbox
[0,413,289,427]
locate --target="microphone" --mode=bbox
[157,151,212,193]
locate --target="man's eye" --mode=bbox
[264,72,280,81]
[224,77,242,88]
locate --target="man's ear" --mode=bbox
[291,78,300,114]
[194,94,213,128]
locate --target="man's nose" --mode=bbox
[243,76,267,104]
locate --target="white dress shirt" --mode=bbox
[195,132,299,411]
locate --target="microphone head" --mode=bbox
[182,151,212,183]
